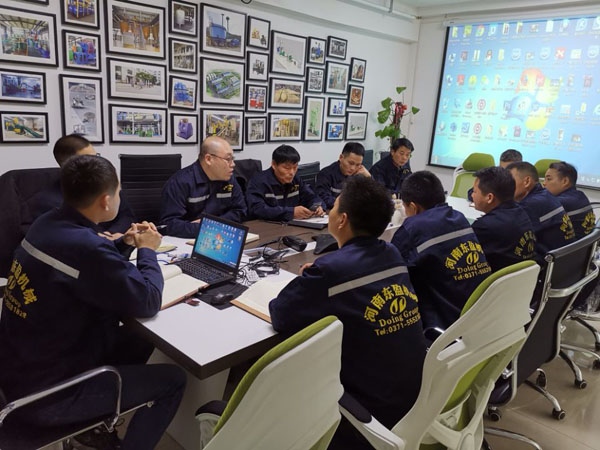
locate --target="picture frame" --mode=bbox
[325,60,350,95]
[327,36,347,60]
[246,116,267,144]
[171,113,198,145]
[247,16,270,50]
[0,7,58,67]
[325,122,345,141]
[169,75,198,110]
[350,57,366,83]
[21,0,49,4]
[328,97,347,117]
[269,78,305,109]
[107,58,166,102]
[62,29,101,72]
[169,38,197,74]
[61,0,99,29]
[105,0,165,60]
[345,111,368,140]
[348,84,364,109]
[109,104,167,144]
[200,57,245,106]
[304,96,325,141]
[269,113,303,142]
[246,51,268,82]
[270,30,307,77]
[202,109,244,151]
[0,111,49,144]
[305,66,324,93]
[169,0,198,37]
[59,74,104,143]
[246,84,267,113]
[0,69,46,104]
[200,3,246,59]
[307,36,326,65]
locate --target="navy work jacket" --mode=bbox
[370,155,411,196]
[556,187,596,240]
[315,161,347,210]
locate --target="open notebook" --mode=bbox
[160,264,207,310]
[230,278,292,323]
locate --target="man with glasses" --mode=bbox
[370,138,413,196]
[160,136,247,238]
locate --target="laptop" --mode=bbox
[172,214,249,286]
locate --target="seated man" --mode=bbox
[544,161,596,240]
[314,142,371,209]
[471,166,536,272]
[508,161,575,256]
[0,155,185,449]
[246,145,325,221]
[369,137,413,196]
[391,171,491,329]
[160,136,247,238]
[270,176,426,449]
[468,148,523,201]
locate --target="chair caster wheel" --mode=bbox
[593,360,600,370]
[488,407,502,421]
[575,379,587,389]
[536,372,547,388]
[552,409,566,420]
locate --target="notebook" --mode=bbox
[288,215,329,230]
[160,264,207,310]
[230,278,293,323]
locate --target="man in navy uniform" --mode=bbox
[246,145,325,221]
[314,142,371,209]
[544,161,596,240]
[471,166,536,272]
[467,149,522,201]
[391,171,491,329]
[369,137,413,196]
[508,161,575,256]
[0,155,185,449]
[270,176,426,449]
[160,136,247,238]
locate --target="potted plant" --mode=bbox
[375,86,419,143]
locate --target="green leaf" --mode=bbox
[396,86,407,94]
[377,110,389,124]
[381,97,392,109]
[411,107,420,114]
[374,130,382,138]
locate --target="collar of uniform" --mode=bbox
[528,183,544,196]
[341,235,379,248]
[192,159,210,185]
[559,186,577,197]
[494,200,519,211]
[267,167,298,187]
[58,204,98,229]
[383,154,409,172]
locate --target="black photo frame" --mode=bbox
[169,75,198,110]
[169,0,198,37]
[246,84,268,113]
[59,74,104,143]
[169,37,198,74]
[62,29,102,72]
[305,66,324,93]
[247,16,270,50]
[0,69,47,104]
[109,104,168,144]
[325,122,345,141]
[246,116,267,144]
[348,84,364,109]
[270,30,307,77]
[350,57,367,83]
[171,113,199,145]
[327,36,347,60]
[268,112,303,142]
[246,51,269,82]
[0,111,49,144]
[200,3,247,59]
[307,36,326,65]
[345,111,368,141]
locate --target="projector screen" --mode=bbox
[429,16,600,189]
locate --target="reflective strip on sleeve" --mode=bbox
[21,239,80,280]
[328,266,408,297]
[188,195,210,203]
[416,228,474,254]
[539,206,564,223]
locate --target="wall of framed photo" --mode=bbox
[0,0,418,175]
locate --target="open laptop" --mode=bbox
[172,214,249,286]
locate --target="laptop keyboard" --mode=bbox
[175,260,228,283]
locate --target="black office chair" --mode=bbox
[119,154,182,224]
[233,159,262,194]
[378,151,390,161]
[362,149,374,170]
[296,161,320,188]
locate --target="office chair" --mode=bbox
[297,161,320,188]
[362,149,374,170]
[339,261,539,450]
[449,153,495,199]
[119,154,182,224]
[195,316,343,450]
[233,159,262,194]
[534,158,561,180]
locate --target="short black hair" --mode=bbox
[475,166,515,204]
[338,176,393,237]
[507,161,538,181]
[391,138,414,152]
[341,142,365,157]
[53,134,92,166]
[400,171,445,210]
[61,155,119,209]
[500,149,523,163]
[272,145,300,165]
[549,161,577,186]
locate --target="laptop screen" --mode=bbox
[192,216,246,269]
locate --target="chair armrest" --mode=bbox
[195,400,226,449]
[423,327,446,343]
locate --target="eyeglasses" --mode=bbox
[208,153,235,165]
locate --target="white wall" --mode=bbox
[0,0,418,175]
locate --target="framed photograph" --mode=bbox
[169,0,197,37]
[327,36,347,60]
[169,38,197,74]
[202,109,244,151]
[350,57,366,83]
[59,74,104,143]
[269,78,304,109]
[326,122,345,141]
[62,30,101,72]
[305,66,324,93]
[247,16,270,50]
[109,104,167,144]
[169,75,197,110]
[20,0,49,4]
[269,113,303,142]
[105,0,165,59]
[325,61,350,95]
[201,3,246,58]
[346,112,368,140]
[307,37,326,65]
[246,84,267,113]
[0,111,49,143]
[348,84,364,109]
[0,69,46,104]
[271,30,306,77]
[304,96,324,141]
[246,116,266,144]
[107,58,166,102]
[200,57,244,106]
[246,51,268,82]
[0,7,58,67]
[328,97,347,117]
[61,0,99,29]
[171,113,198,145]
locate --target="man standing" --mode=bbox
[370,138,413,196]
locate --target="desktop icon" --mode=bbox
[588,45,599,58]
[465,99,473,109]
[486,124,493,136]
[560,104,571,115]
[594,16,600,30]
[442,98,449,109]
[567,74,575,87]
[540,47,551,60]
[485,49,493,60]
[461,122,470,133]
[476,25,485,37]
[468,75,478,86]
[576,18,588,32]
[448,53,457,63]
[513,125,522,137]
[516,22,523,34]
[499,125,508,137]
[541,129,550,140]
[558,129,564,141]
[530,23,539,33]
[439,121,446,132]
[498,49,505,61]
[477,99,486,110]
[472,49,481,61]
[464,25,472,37]
[474,123,482,135]
[457,74,465,86]
[489,100,496,112]
[555,47,566,59]
[571,134,581,143]
[594,104,600,116]
[526,51,535,60]
[526,130,535,139]
[512,48,521,60]
[559,19,570,33]
[461,51,469,62]
[570,49,582,59]
[584,75,593,88]
[480,75,489,85]
[450,122,457,132]
[452,27,459,38]
[489,24,497,36]
[546,20,554,32]
[494,75,502,86]
[502,23,510,35]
